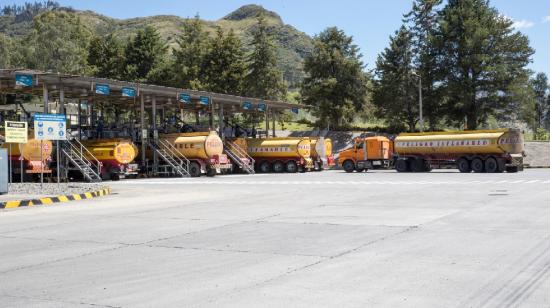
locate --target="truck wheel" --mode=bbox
[273,161,285,173]
[286,161,298,173]
[343,160,355,173]
[411,158,426,172]
[395,159,409,173]
[457,158,471,173]
[189,162,201,177]
[506,166,519,173]
[485,157,499,173]
[206,167,216,177]
[259,161,271,173]
[471,158,484,173]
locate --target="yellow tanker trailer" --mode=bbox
[393,129,524,173]
[247,137,314,173]
[160,131,232,177]
[309,138,335,170]
[2,137,53,179]
[81,139,139,180]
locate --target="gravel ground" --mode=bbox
[5,183,105,197]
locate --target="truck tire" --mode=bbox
[259,161,271,173]
[206,167,216,177]
[471,158,484,173]
[411,158,426,172]
[457,158,471,173]
[343,160,355,173]
[189,162,201,177]
[395,159,409,173]
[356,166,365,172]
[286,161,298,173]
[506,166,519,173]
[485,157,499,173]
[273,161,285,173]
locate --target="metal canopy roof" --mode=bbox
[0,69,304,111]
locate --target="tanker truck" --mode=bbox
[338,136,392,173]
[1,137,53,180]
[81,139,139,180]
[393,129,524,173]
[246,137,314,173]
[160,131,232,177]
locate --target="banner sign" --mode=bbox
[95,84,110,95]
[257,103,266,112]
[199,96,210,106]
[4,121,28,143]
[15,74,33,87]
[179,93,191,104]
[242,101,252,110]
[121,87,136,98]
[291,108,299,114]
[33,113,66,140]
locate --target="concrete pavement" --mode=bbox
[1,169,549,307]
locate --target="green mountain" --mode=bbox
[0,4,313,87]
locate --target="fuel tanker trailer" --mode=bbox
[81,139,139,180]
[160,131,232,177]
[1,137,53,180]
[393,129,524,173]
[247,137,314,173]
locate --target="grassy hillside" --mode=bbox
[0,4,313,87]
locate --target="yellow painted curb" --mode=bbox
[0,187,112,209]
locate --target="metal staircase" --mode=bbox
[148,139,190,177]
[61,139,102,182]
[224,140,255,174]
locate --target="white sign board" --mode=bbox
[34,113,67,140]
[4,121,28,143]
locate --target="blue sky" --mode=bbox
[6,0,550,74]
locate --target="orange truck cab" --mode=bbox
[338,136,392,172]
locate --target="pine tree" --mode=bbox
[301,27,369,129]
[0,33,12,68]
[173,15,209,89]
[433,0,534,129]
[88,34,125,79]
[404,0,443,130]
[202,28,246,95]
[531,73,549,133]
[244,14,286,100]
[25,11,91,74]
[124,26,167,82]
[374,26,418,132]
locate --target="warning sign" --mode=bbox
[34,113,67,141]
[4,121,28,143]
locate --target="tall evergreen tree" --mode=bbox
[433,0,534,129]
[25,11,91,74]
[531,73,549,133]
[374,26,419,132]
[244,14,286,100]
[404,0,443,130]
[124,26,167,82]
[202,28,246,94]
[301,27,369,128]
[88,34,125,79]
[173,15,209,89]
[0,33,13,68]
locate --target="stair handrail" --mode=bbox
[158,139,190,176]
[66,137,102,176]
[147,139,188,177]
[224,140,255,173]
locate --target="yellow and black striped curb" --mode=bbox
[0,187,112,209]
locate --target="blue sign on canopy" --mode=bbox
[199,96,210,106]
[179,93,191,104]
[257,103,266,112]
[95,84,110,95]
[291,108,299,114]
[15,74,33,87]
[242,101,252,110]
[121,87,136,98]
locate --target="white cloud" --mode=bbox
[543,16,550,23]
[512,19,535,29]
